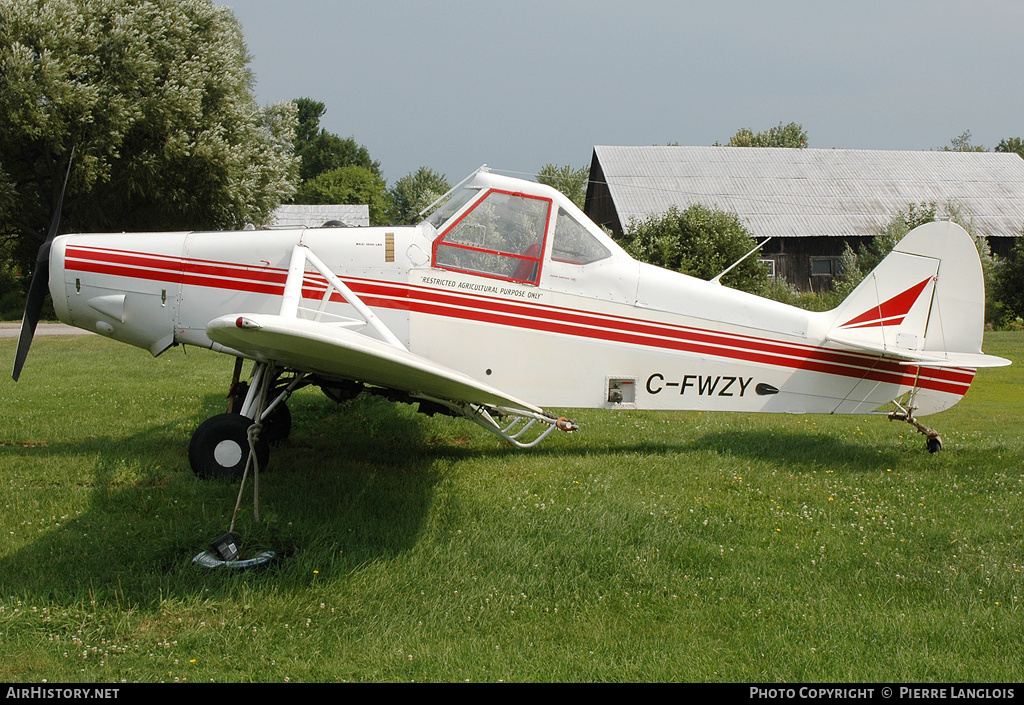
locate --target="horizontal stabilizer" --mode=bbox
[206,313,542,414]
[825,331,1011,368]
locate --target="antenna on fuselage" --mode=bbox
[710,237,773,286]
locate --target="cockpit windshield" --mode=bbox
[423,187,481,233]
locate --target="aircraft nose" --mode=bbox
[51,232,180,356]
[48,234,73,326]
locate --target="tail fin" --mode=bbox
[826,221,1009,369]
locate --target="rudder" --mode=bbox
[826,221,992,364]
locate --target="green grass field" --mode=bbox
[1,332,1022,683]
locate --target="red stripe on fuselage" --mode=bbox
[64,245,975,396]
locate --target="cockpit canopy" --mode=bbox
[422,169,615,286]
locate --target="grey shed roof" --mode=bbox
[267,204,369,228]
[588,146,1024,239]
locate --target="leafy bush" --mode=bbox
[387,167,451,225]
[292,166,390,226]
[833,202,937,300]
[761,276,844,311]
[620,204,770,295]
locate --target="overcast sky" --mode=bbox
[227,0,1024,185]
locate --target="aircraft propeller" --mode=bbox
[12,149,74,382]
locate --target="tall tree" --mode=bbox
[942,129,986,152]
[387,167,451,225]
[995,137,1024,159]
[0,0,299,283]
[836,202,1003,325]
[993,232,1024,325]
[292,97,380,183]
[726,122,807,148]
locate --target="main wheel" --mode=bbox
[189,413,270,479]
[927,436,942,454]
[262,402,292,445]
[230,381,249,414]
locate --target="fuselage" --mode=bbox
[47,171,973,416]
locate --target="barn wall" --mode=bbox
[761,236,871,293]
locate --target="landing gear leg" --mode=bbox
[230,382,292,444]
[242,367,303,445]
[888,401,942,453]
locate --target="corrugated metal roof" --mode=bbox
[268,204,369,228]
[593,146,1024,238]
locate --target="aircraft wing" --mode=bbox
[205,313,543,414]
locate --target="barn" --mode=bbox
[584,146,1024,291]
[265,204,369,229]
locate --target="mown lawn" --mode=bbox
[1,333,1022,682]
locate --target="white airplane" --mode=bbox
[13,166,1011,481]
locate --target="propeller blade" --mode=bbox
[12,149,74,382]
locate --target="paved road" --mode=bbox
[0,322,94,339]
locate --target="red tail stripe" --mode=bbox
[839,277,932,329]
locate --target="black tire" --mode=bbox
[189,413,270,479]
[927,436,942,454]
[230,381,249,414]
[262,402,292,445]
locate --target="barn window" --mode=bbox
[810,256,841,277]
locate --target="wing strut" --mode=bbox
[282,243,407,351]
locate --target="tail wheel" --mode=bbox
[189,413,269,479]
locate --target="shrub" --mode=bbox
[621,204,769,295]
